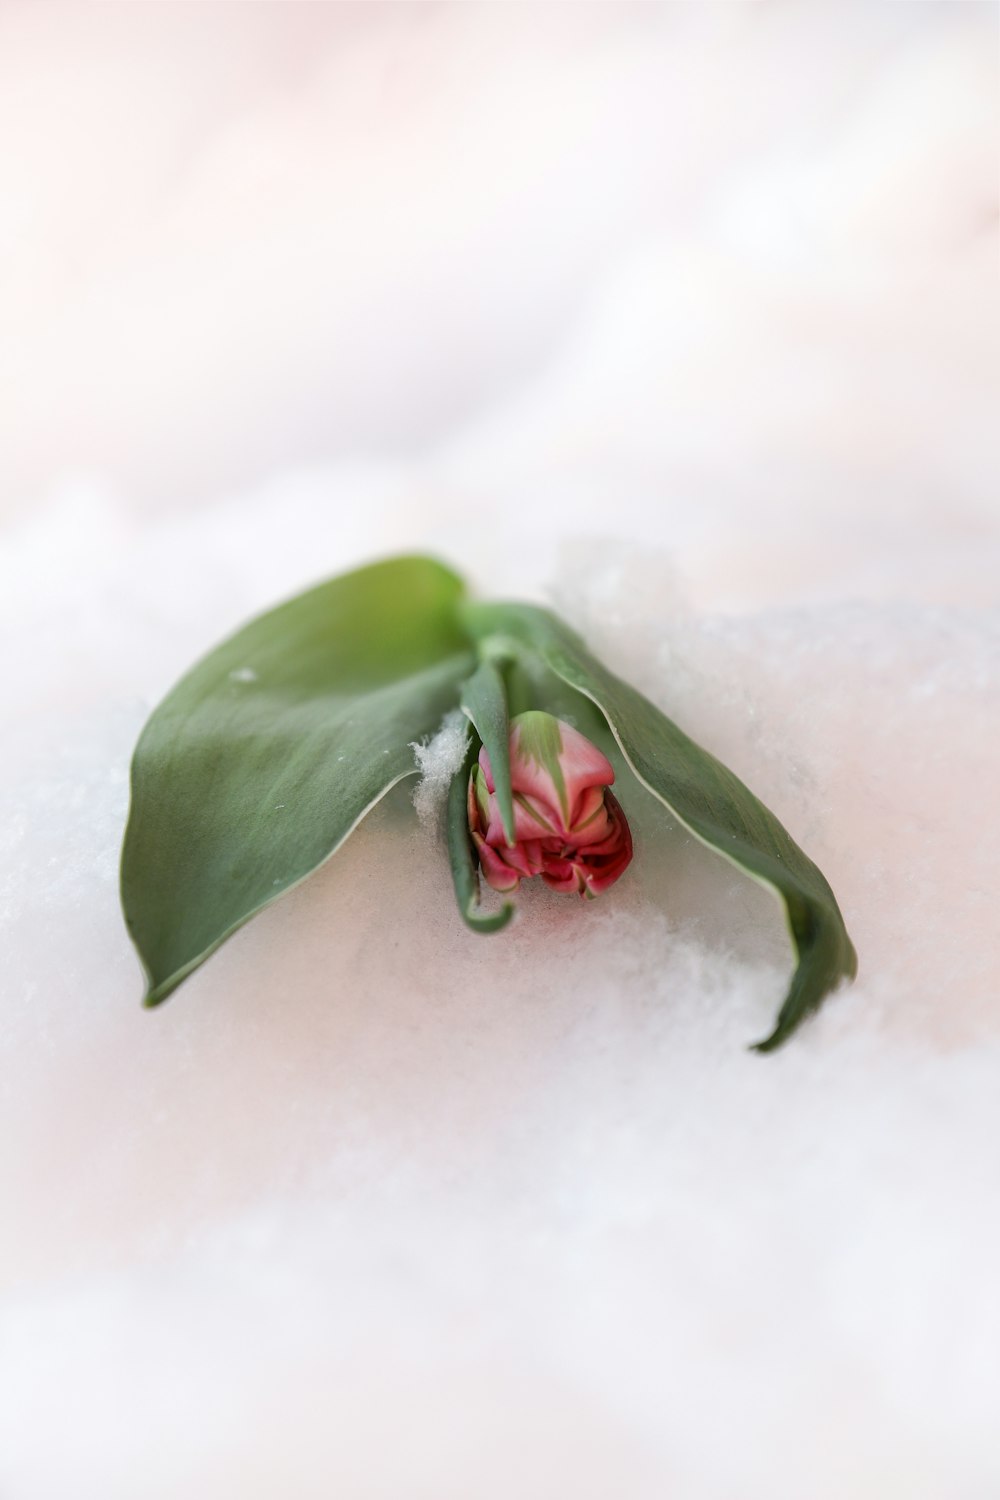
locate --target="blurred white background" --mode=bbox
[3,0,997,600]
[2,4,999,1497]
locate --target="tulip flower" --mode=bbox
[467,710,633,898]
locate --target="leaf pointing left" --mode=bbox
[121,555,475,1006]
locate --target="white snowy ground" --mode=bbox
[2,4,999,1497]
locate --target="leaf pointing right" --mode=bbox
[461,601,858,1051]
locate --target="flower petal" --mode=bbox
[565,784,613,846]
[509,712,614,831]
[472,833,522,893]
[539,856,581,894]
[511,790,560,840]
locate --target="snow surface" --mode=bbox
[2,4,999,1497]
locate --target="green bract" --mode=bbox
[121,554,857,1049]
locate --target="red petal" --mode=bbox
[472,833,522,893]
[565,785,613,847]
[508,717,613,831]
[540,857,579,893]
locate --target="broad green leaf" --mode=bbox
[122,556,475,1005]
[446,724,515,934]
[461,601,858,1050]
[459,660,515,844]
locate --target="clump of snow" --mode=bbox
[411,709,469,828]
[2,4,999,1499]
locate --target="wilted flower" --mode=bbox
[468,710,632,899]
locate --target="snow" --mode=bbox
[2,4,999,1497]
[411,710,470,831]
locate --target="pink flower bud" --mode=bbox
[468,711,633,900]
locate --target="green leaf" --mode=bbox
[459,660,515,844]
[446,724,515,934]
[121,555,475,1005]
[461,601,858,1050]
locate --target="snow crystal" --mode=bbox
[411,709,469,829]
